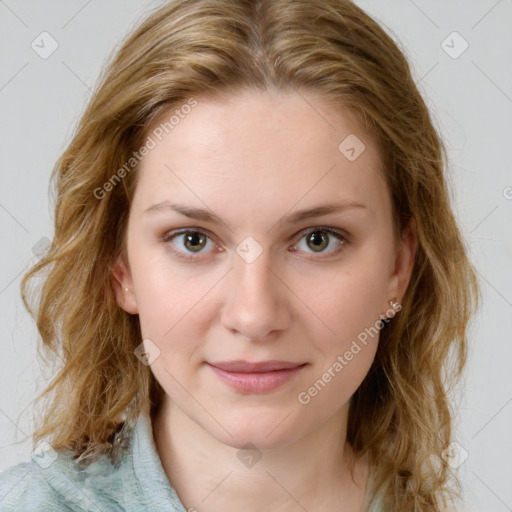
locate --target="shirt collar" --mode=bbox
[130,412,187,511]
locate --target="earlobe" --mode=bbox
[111,255,139,314]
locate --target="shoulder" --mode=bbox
[0,458,72,512]
[0,448,129,512]
[0,414,187,512]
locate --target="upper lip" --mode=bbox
[208,360,306,373]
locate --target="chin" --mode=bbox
[206,411,306,451]
[220,431,301,452]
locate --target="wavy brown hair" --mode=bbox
[18,0,478,510]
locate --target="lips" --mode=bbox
[207,360,307,393]
[208,360,305,372]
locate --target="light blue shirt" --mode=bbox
[1,413,186,511]
[1,413,383,511]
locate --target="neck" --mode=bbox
[152,398,370,512]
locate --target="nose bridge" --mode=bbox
[221,244,289,339]
[235,248,274,298]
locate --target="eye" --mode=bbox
[162,226,350,262]
[290,227,349,259]
[162,229,219,260]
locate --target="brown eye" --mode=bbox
[163,229,217,260]
[306,230,330,252]
[181,232,208,252]
[291,227,348,258]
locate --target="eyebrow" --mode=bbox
[143,200,366,225]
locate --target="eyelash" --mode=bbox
[162,226,351,262]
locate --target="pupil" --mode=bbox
[185,232,205,252]
[309,231,328,251]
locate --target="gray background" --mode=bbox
[1,1,511,511]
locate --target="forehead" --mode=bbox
[132,89,389,225]
[144,88,376,160]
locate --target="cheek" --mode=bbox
[300,281,381,413]
[313,261,389,345]
[130,261,220,372]
[301,251,388,401]
[127,238,201,338]
[298,341,377,422]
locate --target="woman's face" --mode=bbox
[114,88,415,449]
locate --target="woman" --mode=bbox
[0,0,478,511]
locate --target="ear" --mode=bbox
[387,217,417,304]
[111,254,139,314]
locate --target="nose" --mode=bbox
[220,249,291,341]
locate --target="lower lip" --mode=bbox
[208,364,306,393]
